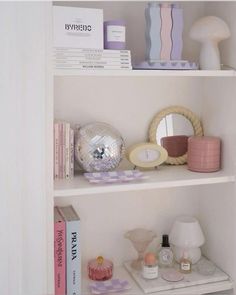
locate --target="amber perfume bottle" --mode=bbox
[180,251,192,274]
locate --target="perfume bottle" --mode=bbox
[142,252,158,279]
[158,234,174,267]
[180,251,192,274]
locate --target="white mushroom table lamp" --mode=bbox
[169,216,205,264]
[190,16,230,70]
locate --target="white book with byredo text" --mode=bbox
[53,6,103,49]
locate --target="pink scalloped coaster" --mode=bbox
[162,269,184,282]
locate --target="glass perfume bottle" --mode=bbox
[179,251,192,274]
[158,234,174,267]
[142,252,158,279]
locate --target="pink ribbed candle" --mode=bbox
[187,136,221,172]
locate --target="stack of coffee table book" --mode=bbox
[54,48,132,70]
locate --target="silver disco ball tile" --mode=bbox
[75,122,125,172]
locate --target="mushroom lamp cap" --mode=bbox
[190,16,230,43]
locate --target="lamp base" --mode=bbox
[172,246,201,264]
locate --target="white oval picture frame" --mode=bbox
[127,142,168,168]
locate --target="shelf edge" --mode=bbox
[54,175,235,197]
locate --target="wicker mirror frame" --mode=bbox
[149,106,204,165]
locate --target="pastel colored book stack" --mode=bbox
[54,48,132,70]
[54,121,74,179]
[54,207,66,295]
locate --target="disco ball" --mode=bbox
[75,122,125,172]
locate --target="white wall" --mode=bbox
[54,77,203,146]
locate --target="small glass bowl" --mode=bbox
[196,259,216,276]
[88,256,113,281]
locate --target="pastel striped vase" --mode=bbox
[145,2,161,60]
[171,4,183,60]
[160,3,172,60]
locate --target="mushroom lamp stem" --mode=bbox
[189,16,230,70]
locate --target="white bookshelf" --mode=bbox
[3,2,236,295]
[52,2,236,295]
[54,166,235,197]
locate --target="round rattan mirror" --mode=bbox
[149,106,204,165]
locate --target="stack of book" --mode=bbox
[54,48,132,70]
[54,121,74,179]
[54,206,81,295]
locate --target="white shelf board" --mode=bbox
[54,166,235,197]
[54,69,236,77]
[82,265,233,295]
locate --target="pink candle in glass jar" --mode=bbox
[187,136,221,172]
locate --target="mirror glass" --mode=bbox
[156,114,194,157]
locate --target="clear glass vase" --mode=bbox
[125,228,157,270]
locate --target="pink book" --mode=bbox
[65,123,70,179]
[54,207,66,295]
[70,128,74,178]
[160,4,172,60]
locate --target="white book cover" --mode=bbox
[54,55,131,61]
[55,65,132,70]
[54,48,130,55]
[55,60,131,66]
[53,6,103,49]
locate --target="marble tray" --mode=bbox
[124,257,229,294]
